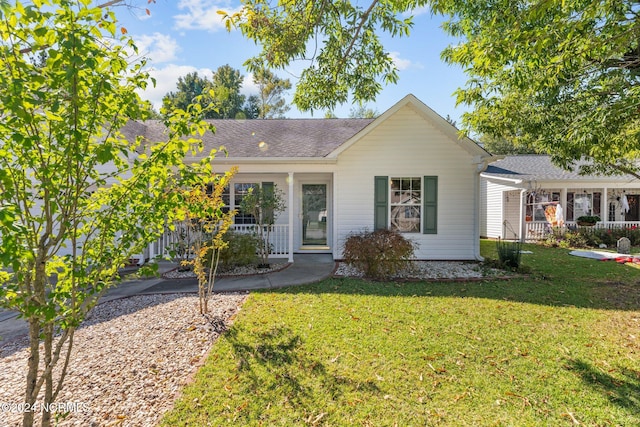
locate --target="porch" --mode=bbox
[499,186,640,242]
[147,223,293,262]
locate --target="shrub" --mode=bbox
[496,238,522,269]
[204,231,258,270]
[342,229,417,280]
[541,225,640,249]
[576,215,600,224]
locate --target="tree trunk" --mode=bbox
[42,323,54,427]
[24,319,41,427]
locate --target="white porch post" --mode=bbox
[519,189,527,242]
[288,172,294,263]
[602,186,608,222]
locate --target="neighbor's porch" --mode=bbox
[500,186,640,241]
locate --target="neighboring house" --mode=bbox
[481,155,640,241]
[144,94,493,261]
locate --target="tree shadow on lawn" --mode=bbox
[567,359,640,415]
[222,324,381,421]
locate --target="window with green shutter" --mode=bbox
[374,176,438,233]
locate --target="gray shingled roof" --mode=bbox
[127,118,375,158]
[483,155,633,182]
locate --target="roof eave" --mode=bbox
[189,156,338,165]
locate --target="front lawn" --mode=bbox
[161,241,640,426]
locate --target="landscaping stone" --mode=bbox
[0,293,246,427]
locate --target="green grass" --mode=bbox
[161,241,640,426]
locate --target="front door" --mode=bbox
[302,184,328,246]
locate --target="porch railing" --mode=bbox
[149,223,290,260]
[229,224,289,257]
[525,221,640,241]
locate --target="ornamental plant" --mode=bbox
[342,229,416,280]
[177,167,237,315]
[576,215,601,225]
[239,184,286,267]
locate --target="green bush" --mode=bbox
[575,215,600,224]
[496,238,522,269]
[204,231,258,270]
[541,225,640,249]
[342,229,416,280]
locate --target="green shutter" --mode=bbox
[374,176,388,230]
[423,176,438,234]
[262,182,274,224]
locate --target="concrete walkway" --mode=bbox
[0,254,335,344]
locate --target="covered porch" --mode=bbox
[146,171,335,263]
[501,187,640,241]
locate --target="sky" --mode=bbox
[114,0,471,122]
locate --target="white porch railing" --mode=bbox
[228,224,290,257]
[149,223,290,260]
[525,221,640,241]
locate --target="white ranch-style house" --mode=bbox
[481,155,640,241]
[141,94,495,262]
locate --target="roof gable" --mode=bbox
[327,94,491,160]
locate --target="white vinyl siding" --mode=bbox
[335,104,479,260]
[503,190,522,239]
[482,180,505,239]
[480,177,524,239]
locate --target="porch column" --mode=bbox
[519,189,527,242]
[288,172,294,263]
[602,186,608,222]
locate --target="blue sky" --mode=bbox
[115,0,470,122]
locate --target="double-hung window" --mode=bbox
[217,182,276,225]
[233,183,259,224]
[375,176,438,234]
[215,182,260,225]
[390,178,421,233]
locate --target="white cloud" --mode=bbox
[389,51,414,71]
[241,72,258,96]
[174,0,243,32]
[403,6,429,17]
[137,64,213,111]
[133,33,180,64]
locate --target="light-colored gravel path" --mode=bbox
[0,293,246,427]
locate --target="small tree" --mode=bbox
[240,184,286,267]
[180,167,237,315]
[0,2,215,426]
